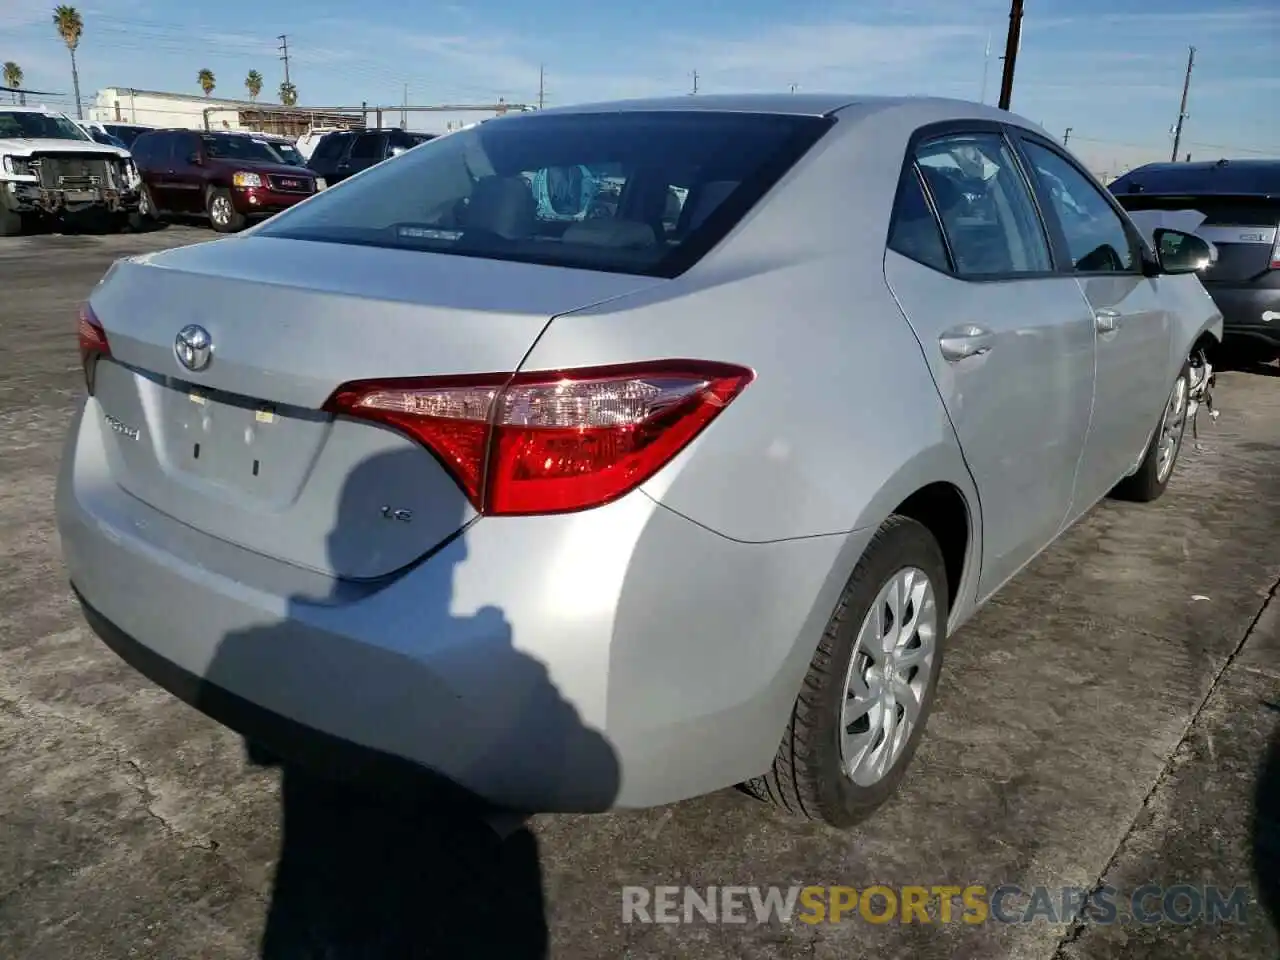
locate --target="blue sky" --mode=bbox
[3,0,1277,175]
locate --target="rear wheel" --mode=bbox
[1111,361,1190,503]
[745,516,949,829]
[207,187,246,233]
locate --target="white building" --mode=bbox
[89,87,531,137]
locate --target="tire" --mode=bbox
[129,186,161,231]
[745,515,950,829]
[0,202,24,237]
[1111,361,1190,503]
[206,187,246,233]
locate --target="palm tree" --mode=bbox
[2,62,22,104]
[52,6,84,119]
[245,69,263,102]
[278,80,297,107]
[197,68,215,97]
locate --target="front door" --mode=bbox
[884,128,1096,598]
[1015,137,1173,516]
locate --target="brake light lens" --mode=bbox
[324,360,754,516]
[77,302,111,394]
[1270,234,1280,270]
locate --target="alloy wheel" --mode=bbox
[840,566,939,787]
[210,195,232,227]
[1156,375,1189,483]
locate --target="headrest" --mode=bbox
[467,176,536,239]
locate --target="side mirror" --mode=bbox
[389,145,408,157]
[1153,228,1216,275]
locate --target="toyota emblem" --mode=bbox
[175,324,213,372]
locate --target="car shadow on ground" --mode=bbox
[1213,347,1280,378]
[1253,701,1280,936]
[195,449,620,959]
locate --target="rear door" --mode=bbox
[883,126,1096,598]
[143,132,180,210]
[1015,135,1172,514]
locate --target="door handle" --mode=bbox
[939,325,996,362]
[1094,309,1121,334]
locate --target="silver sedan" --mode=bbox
[57,94,1222,828]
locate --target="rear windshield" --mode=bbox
[257,110,832,277]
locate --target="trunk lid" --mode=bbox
[1118,195,1279,283]
[89,235,662,579]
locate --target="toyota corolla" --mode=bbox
[57,95,1222,827]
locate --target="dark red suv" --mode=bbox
[129,129,320,233]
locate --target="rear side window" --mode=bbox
[888,166,950,272]
[915,133,1052,277]
[313,133,351,161]
[350,133,387,160]
[1021,141,1137,273]
[257,111,833,278]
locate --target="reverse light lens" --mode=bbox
[325,361,754,516]
[232,171,263,188]
[77,302,111,394]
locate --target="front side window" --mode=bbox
[915,132,1052,277]
[257,110,832,277]
[0,110,90,142]
[1021,141,1137,273]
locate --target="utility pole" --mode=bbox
[789,82,798,94]
[997,0,1024,111]
[1063,127,1072,146]
[401,83,407,127]
[691,70,699,95]
[538,64,545,110]
[278,34,291,86]
[980,31,992,104]
[1170,45,1195,162]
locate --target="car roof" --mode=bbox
[531,93,1022,120]
[1110,159,1280,197]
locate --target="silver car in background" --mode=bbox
[57,95,1222,828]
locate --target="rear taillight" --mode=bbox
[1270,234,1280,270]
[78,302,110,394]
[324,360,755,516]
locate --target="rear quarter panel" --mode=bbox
[521,101,983,548]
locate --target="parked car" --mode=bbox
[101,122,156,148]
[0,106,141,235]
[77,121,130,151]
[306,127,435,185]
[59,95,1221,827]
[129,128,321,232]
[1110,159,1280,362]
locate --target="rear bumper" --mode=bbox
[1203,281,1280,348]
[56,396,853,812]
[232,185,311,216]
